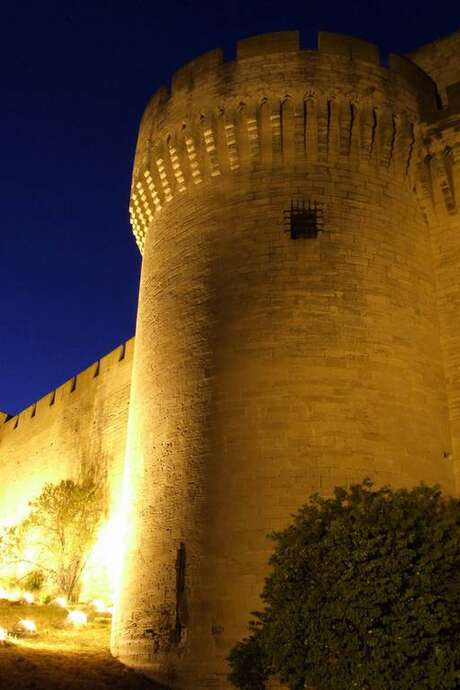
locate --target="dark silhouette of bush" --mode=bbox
[228,480,460,690]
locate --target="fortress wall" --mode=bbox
[0,338,134,532]
[418,85,460,490]
[409,30,460,104]
[432,203,460,490]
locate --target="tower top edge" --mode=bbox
[141,31,437,118]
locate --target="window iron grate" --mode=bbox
[284,199,324,239]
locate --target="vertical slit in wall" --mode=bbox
[280,100,286,153]
[119,343,126,361]
[174,542,186,644]
[388,115,397,167]
[326,100,332,148]
[31,404,36,418]
[258,99,272,167]
[281,97,295,163]
[304,99,318,162]
[50,391,56,406]
[93,360,100,378]
[70,376,77,393]
[406,123,416,177]
[303,100,308,156]
[369,109,378,158]
[348,103,355,153]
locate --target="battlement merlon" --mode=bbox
[136,30,437,127]
[0,411,10,425]
[129,30,441,252]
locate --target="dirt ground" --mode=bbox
[0,600,161,690]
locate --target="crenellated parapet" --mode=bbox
[129,31,438,252]
[0,338,134,438]
[0,338,135,602]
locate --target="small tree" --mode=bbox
[228,480,460,690]
[0,479,102,601]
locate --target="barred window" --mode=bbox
[284,199,324,239]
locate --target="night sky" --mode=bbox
[0,1,458,415]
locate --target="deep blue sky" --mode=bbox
[0,1,458,415]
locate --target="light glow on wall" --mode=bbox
[110,431,137,650]
[82,514,125,603]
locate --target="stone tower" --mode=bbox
[409,31,460,488]
[112,30,460,689]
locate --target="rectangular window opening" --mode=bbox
[284,199,324,239]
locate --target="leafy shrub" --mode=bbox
[21,569,45,591]
[228,480,460,690]
[0,480,102,601]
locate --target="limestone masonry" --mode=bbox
[1,28,460,690]
[0,339,134,546]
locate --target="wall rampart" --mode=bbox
[0,338,134,528]
[417,78,460,491]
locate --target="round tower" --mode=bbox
[113,31,456,688]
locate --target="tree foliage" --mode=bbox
[228,480,460,690]
[0,479,102,601]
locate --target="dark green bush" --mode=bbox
[228,480,460,690]
[228,626,270,690]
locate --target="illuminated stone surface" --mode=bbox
[0,27,459,690]
[113,30,460,689]
[0,341,134,599]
